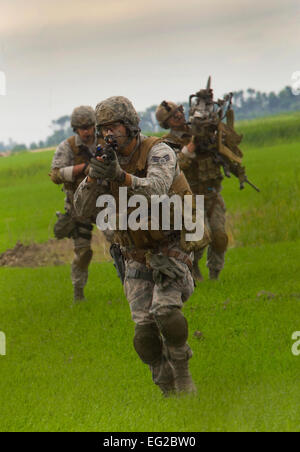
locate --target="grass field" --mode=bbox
[0,113,300,432]
[0,113,299,253]
[1,241,300,432]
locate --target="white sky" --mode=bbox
[0,0,299,144]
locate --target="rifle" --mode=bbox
[95,135,118,161]
[188,76,260,193]
[240,176,260,193]
[94,135,119,185]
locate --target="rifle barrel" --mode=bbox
[245,178,260,192]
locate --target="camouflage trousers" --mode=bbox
[198,192,228,272]
[123,257,194,389]
[64,194,93,290]
[71,235,93,289]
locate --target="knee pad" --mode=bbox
[133,323,162,365]
[74,248,93,270]
[211,230,228,253]
[157,310,188,348]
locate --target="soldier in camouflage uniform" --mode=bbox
[156,100,246,281]
[74,96,198,396]
[156,101,193,155]
[50,106,98,302]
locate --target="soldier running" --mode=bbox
[74,96,205,396]
[156,85,250,281]
[50,106,98,302]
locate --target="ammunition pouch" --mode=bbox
[211,229,228,253]
[125,248,193,272]
[180,221,211,253]
[197,155,223,182]
[114,226,167,250]
[54,212,93,240]
[54,212,77,239]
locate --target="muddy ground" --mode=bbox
[0,219,236,268]
[0,230,111,267]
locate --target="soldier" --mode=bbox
[155,101,193,154]
[156,98,247,281]
[156,101,204,281]
[49,106,98,302]
[74,96,200,396]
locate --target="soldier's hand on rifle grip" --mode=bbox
[89,153,125,183]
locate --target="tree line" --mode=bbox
[1,86,300,153]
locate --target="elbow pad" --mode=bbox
[59,166,74,182]
[49,168,63,184]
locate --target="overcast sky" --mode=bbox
[0,0,299,145]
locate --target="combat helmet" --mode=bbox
[71,106,96,131]
[155,101,183,129]
[95,96,140,138]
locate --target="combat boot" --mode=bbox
[150,356,177,398]
[209,269,220,280]
[73,286,86,302]
[168,346,197,395]
[172,358,197,395]
[157,379,177,398]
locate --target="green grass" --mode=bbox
[0,240,300,432]
[236,112,300,147]
[154,111,300,147]
[0,112,300,431]
[1,123,299,253]
[222,141,300,246]
[0,150,63,252]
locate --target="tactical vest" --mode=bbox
[163,130,192,150]
[178,151,223,195]
[110,137,195,250]
[64,136,104,191]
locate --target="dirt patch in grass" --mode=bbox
[0,218,237,268]
[0,230,111,267]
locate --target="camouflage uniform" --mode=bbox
[50,127,97,297]
[162,128,192,154]
[156,100,232,280]
[165,134,228,278]
[178,136,247,279]
[180,151,227,277]
[74,96,197,395]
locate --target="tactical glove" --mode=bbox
[146,253,186,287]
[89,153,125,182]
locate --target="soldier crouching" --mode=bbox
[74,96,200,396]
